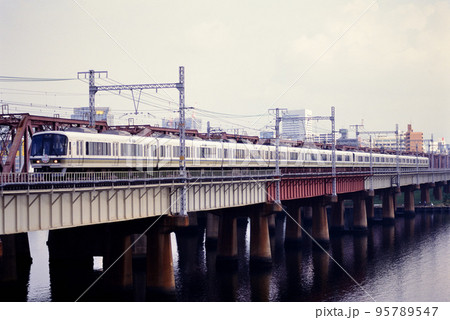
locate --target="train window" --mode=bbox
[68,142,72,156]
[280,152,287,160]
[375,157,380,162]
[235,149,245,159]
[86,142,111,156]
[344,155,350,161]
[200,147,215,159]
[160,146,165,158]
[290,152,299,160]
[337,155,342,161]
[173,146,180,157]
[224,149,229,159]
[322,154,328,161]
[311,154,317,161]
[31,134,68,156]
[358,156,363,162]
[365,156,369,162]
[381,158,385,163]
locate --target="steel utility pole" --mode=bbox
[288,107,337,197]
[78,67,188,216]
[178,67,187,216]
[356,125,400,187]
[269,107,287,206]
[77,70,108,127]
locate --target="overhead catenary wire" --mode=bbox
[0,75,76,82]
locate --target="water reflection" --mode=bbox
[0,209,449,301]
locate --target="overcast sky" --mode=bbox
[1,0,449,141]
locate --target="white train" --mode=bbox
[30,130,429,172]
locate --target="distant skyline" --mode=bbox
[0,0,449,140]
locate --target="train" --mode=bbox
[29,129,430,172]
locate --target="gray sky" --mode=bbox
[1,0,449,141]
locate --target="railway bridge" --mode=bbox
[1,113,450,299]
[0,166,449,298]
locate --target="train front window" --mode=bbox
[31,134,68,156]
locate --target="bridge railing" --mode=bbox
[0,169,278,187]
[1,168,448,188]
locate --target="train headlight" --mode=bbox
[53,159,59,164]
[36,160,41,164]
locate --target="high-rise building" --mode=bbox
[404,124,423,153]
[71,107,114,125]
[281,109,312,141]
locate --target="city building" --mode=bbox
[162,115,202,131]
[437,138,448,154]
[71,107,114,125]
[374,134,406,152]
[404,124,423,153]
[336,129,368,148]
[314,133,335,145]
[260,131,274,139]
[281,109,313,141]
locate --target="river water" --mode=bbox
[0,209,449,302]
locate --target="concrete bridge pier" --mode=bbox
[267,213,276,235]
[421,183,432,205]
[444,182,450,194]
[330,198,345,235]
[205,212,220,249]
[0,233,32,283]
[0,233,32,301]
[312,197,330,248]
[103,228,133,290]
[433,183,443,201]
[403,185,419,217]
[146,217,176,301]
[303,206,313,225]
[0,233,31,265]
[249,204,272,269]
[352,192,368,233]
[284,202,302,247]
[365,192,375,224]
[216,211,238,270]
[382,189,395,225]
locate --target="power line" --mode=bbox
[71,0,175,102]
[0,75,76,82]
[0,87,85,96]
